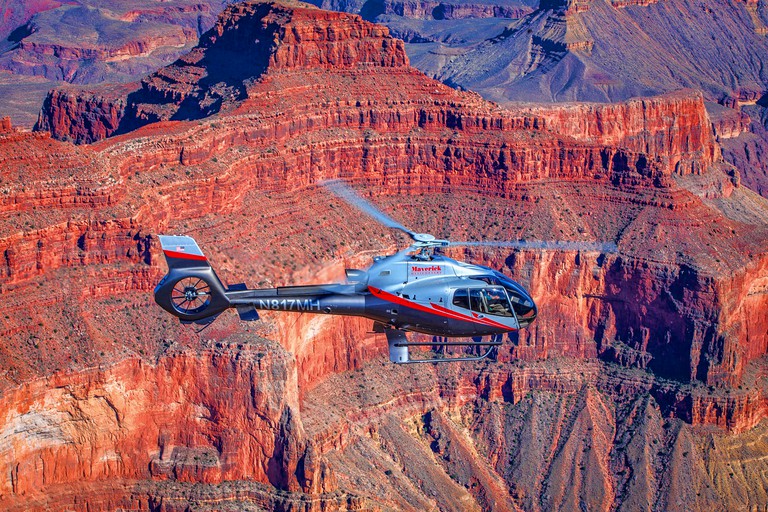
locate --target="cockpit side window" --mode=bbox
[482,287,513,317]
[452,289,470,310]
[467,287,513,317]
[469,289,488,313]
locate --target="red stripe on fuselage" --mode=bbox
[368,286,513,331]
[163,249,208,262]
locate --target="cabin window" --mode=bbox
[478,273,538,321]
[452,289,469,309]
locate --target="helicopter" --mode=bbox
[154,180,615,363]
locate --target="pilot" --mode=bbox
[485,289,512,316]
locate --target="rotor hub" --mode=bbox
[412,238,450,249]
[184,287,198,301]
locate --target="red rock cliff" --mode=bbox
[0,342,354,511]
[36,0,409,143]
[15,0,768,390]
[3,1,768,510]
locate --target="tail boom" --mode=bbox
[154,235,366,323]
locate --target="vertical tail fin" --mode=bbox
[158,235,211,269]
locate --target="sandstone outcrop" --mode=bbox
[37,0,410,142]
[2,1,768,510]
[0,116,11,133]
[718,105,768,197]
[36,87,131,144]
[0,342,355,511]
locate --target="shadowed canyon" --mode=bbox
[1,1,768,510]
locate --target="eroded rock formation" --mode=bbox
[311,0,535,20]
[2,1,767,510]
[36,0,411,143]
[0,342,355,510]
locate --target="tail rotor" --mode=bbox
[170,277,213,315]
[154,235,231,323]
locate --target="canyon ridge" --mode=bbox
[1,1,767,510]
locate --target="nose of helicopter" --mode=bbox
[497,275,537,327]
[517,291,537,328]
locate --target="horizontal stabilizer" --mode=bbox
[236,305,260,321]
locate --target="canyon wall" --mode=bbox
[311,0,534,19]
[0,344,358,511]
[2,1,767,510]
[3,341,765,511]
[518,92,721,176]
[0,1,221,84]
[303,358,768,511]
[719,106,768,197]
[36,0,410,143]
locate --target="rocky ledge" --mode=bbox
[1,1,767,510]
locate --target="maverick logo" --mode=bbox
[410,265,443,276]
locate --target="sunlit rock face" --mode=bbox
[1,1,767,510]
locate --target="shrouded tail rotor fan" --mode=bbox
[171,277,213,315]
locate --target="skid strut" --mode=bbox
[385,329,501,364]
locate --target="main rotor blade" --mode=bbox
[450,240,618,252]
[321,179,418,239]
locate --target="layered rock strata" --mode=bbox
[302,359,768,511]
[0,342,356,511]
[430,0,768,105]
[1,1,767,510]
[13,0,768,395]
[311,0,534,20]
[36,0,410,142]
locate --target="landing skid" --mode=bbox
[384,328,501,363]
